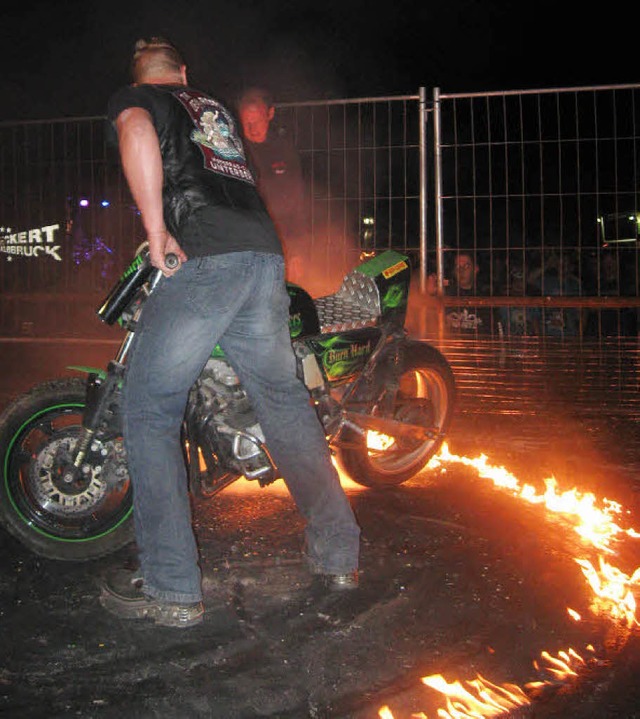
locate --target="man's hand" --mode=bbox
[147,230,188,276]
[426,272,438,296]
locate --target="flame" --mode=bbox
[576,556,640,627]
[567,607,581,621]
[367,430,396,452]
[379,442,640,718]
[428,444,635,554]
[218,457,365,494]
[380,647,592,718]
[421,673,530,717]
[533,647,586,679]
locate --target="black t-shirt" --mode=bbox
[107,84,282,259]
[444,284,493,334]
[244,126,305,238]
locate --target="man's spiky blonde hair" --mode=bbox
[131,37,184,84]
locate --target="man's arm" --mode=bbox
[115,107,187,273]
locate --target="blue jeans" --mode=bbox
[122,252,360,603]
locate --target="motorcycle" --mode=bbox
[0,246,455,561]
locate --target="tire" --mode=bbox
[337,341,455,488]
[0,378,134,561]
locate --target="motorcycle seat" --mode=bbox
[314,269,381,333]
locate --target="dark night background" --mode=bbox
[0,0,637,122]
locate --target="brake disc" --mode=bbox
[28,433,118,517]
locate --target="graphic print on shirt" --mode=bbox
[446,308,483,331]
[174,90,255,185]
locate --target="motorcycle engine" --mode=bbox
[192,357,274,483]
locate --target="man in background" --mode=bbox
[427,251,493,334]
[237,87,307,283]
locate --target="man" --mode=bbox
[100,39,360,628]
[237,87,307,283]
[427,251,493,334]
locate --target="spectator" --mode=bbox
[497,259,540,336]
[237,87,307,283]
[428,251,494,334]
[584,250,638,337]
[529,251,582,338]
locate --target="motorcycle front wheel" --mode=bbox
[337,341,455,487]
[0,378,134,560]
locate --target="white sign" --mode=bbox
[0,224,62,261]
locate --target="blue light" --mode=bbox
[101,200,110,208]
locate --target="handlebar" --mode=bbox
[164,253,179,270]
[149,253,180,290]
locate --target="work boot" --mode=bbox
[302,541,359,592]
[99,568,204,628]
[317,571,359,591]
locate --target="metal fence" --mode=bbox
[0,94,430,334]
[272,91,431,296]
[0,117,139,289]
[0,117,140,336]
[433,84,640,340]
[0,84,639,341]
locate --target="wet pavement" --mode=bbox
[1,338,640,718]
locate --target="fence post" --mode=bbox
[419,86,428,292]
[432,87,444,297]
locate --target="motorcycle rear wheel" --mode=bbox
[0,378,134,560]
[337,342,455,487]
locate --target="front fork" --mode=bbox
[72,267,162,470]
[72,361,125,469]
